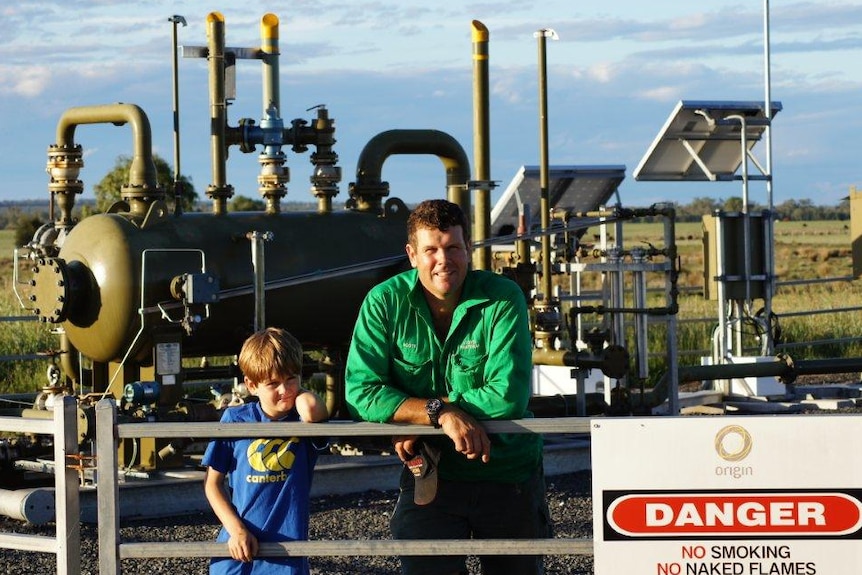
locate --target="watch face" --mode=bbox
[426,398,444,427]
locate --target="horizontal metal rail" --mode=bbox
[95,399,592,574]
[119,538,591,559]
[777,275,855,287]
[114,417,593,439]
[0,532,58,553]
[0,414,54,435]
[774,306,862,318]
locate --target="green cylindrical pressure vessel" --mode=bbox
[28,208,409,362]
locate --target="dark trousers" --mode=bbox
[390,465,552,575]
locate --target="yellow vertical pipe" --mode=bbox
[206,12,229,215]
[260,13,280,114]
[471,21,491,270]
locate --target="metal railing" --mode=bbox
[94,398,592,574]
[0,396,80,575]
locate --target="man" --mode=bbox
[346,199,551,575]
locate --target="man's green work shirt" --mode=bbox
[345,268,542,483]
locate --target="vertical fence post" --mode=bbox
[54,396,81,575]
[96,398,121,575]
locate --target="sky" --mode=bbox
[1,1,861,211]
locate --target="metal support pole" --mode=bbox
[663,216,680,414]
[55,396,80,575]
[632,253,648,379]
[96,398,120,575]
[169,15,187,216]
[574,369,587,416]
[247,231,274,331]
[715,212,728,363]
[534,29,557,306]
[762,0,776,354]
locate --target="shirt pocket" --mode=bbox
[391,354,432,390]
[449,351,488,390]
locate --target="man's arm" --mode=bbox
[390,398,492,463]
[345,290,409,423]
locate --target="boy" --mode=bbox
[203,327,329,575]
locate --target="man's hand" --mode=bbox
[389,398,491,463]
[438,405,491,463]
[392,435,420,462]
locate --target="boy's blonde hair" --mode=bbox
[238,327,303,384]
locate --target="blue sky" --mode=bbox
[1,1,861,209]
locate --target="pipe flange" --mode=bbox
[29,257,70,324]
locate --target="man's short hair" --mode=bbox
[407,199,470,246]
[238,327,303,383]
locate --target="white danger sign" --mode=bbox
[591,416,862,574]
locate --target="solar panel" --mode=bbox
[633,100,781,183]
[490,165,625,238]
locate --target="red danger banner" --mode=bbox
[603,491,862,539]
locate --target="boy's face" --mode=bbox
[248,373,301,419]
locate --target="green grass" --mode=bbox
[0,229,15,256]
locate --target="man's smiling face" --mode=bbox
[406,225,470,304]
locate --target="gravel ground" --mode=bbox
[0,470,594,575]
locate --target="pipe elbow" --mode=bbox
[55,104,157,190]
[353,129,471,201]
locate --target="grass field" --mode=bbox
[0,229,16,258]
[0,219,859,394]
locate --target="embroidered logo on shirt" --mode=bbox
[459,340,480,351]
[247,437,299,473]
[403,342,418,350]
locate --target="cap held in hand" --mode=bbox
[405,442,441,505]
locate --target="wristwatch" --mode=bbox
[425,398,445,428]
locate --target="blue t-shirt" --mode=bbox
[201,402,320,575]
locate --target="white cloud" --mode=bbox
[0,66,52,97]
[637,86,682,103]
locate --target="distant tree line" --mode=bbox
[671,196,851,223]
[0,152,854,243]
[1,194,853,242]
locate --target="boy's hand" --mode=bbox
[227,527,259,562]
